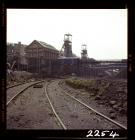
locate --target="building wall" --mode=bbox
[25,41,59,60]
[7,40,59,74]
[25,40,59,74]
[7,42,28,70]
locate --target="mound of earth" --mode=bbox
[7,71,33,85]
[65,78,127,115]
[13,71,33,82]
[95,79,127,115]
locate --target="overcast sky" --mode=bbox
[7,9,127,60]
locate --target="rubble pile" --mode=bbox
[7,71,33,86]
[65,78,127,116]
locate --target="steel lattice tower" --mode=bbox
[60,33,72,57]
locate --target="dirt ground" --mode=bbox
[7,79,125,129]
[62,77,127,127]
[46,80,120,129]
[7,82,60,129]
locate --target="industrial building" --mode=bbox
[25,40,59,75]
[7,34,126,79]
[7,34,97,77]
[7,42,28,71]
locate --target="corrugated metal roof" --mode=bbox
[36,40,58,51]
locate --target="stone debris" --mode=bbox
[95,96,101,100]
[65,78,127,116]
[110,112,117,119]
[109,100,116,105]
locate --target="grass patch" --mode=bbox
[65,79,111,97]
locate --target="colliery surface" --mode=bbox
[7,77,127,129]
[62,78,127,126]
[6,36,127,129]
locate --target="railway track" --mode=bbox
[58,81,127,130]
[44,81,67,129]
[45,80,127,130]
[7,79,66,129]
[7,80,35,89]
[7,82,28,89]
[7,80,45,106]
[7,79,127,130]
[7,80,62,129]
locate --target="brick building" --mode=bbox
[25,40,59,75]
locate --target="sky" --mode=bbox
[7,9,127,60]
